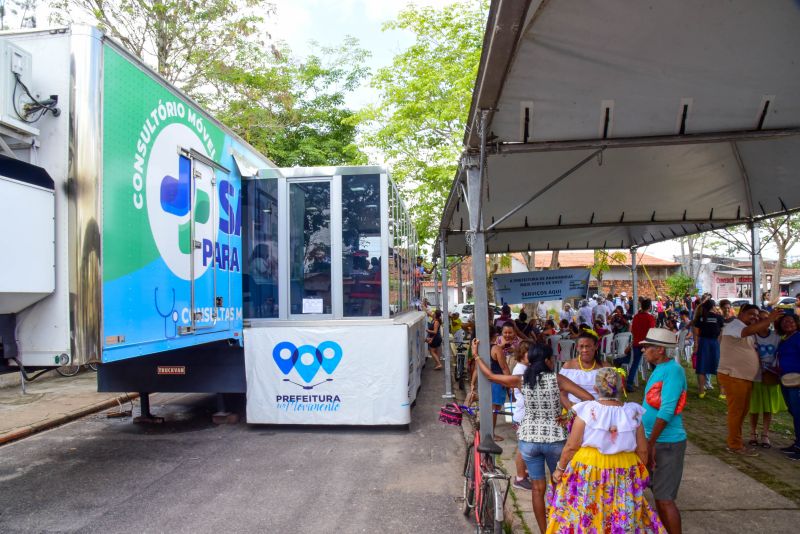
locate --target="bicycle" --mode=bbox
[55,362,99,377]
[453,341,469,390]
[459,404,511,534]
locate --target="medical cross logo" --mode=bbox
[145,123,218,280]
[273,341,343,389]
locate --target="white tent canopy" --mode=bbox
[434,0,800,434]
[440,0,800,255]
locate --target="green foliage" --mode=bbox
[227,38,370,167]
[51,0,271,94]
[52,0,369,168]
[664,272,696,299]
[591,250,627,283]
[358,1,488,247]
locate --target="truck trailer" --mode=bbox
[0,26,427,426]
[0,26,270,416]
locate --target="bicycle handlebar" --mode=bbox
[457,404,512,417]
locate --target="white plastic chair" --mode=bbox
[557,339,576,370]
[676,329,693,364]
[599,333,614,361]
[548,335,561,356]
[613,333,632,360]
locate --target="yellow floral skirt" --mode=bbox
[546,447,665,533]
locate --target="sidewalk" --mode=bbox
[466,405,800,533]
[0,371,137,446]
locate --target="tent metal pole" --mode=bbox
[485,147,605,232]
[441,233,454,399]
[750,222,762,307]
[469,109,496,449]
[631,248,639,315]
[457,261,464,304]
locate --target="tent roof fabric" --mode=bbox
[440,0,800,256]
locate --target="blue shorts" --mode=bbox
[518,440,565,480]
[491,382,507,405]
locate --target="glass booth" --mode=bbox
[240,166,427,426]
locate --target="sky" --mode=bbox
[266,0,453,109]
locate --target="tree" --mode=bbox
[677,233,710,280]
[710,217,800,302]
[664,272,696,300]
[591,250,627,289]
[52,1,369,168]
[358,1,487,246]
[51,0,272,96]
[761,214,800,301]
[222,38,369,167]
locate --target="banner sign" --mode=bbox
[493,269,591,303]
[244,313,426,425]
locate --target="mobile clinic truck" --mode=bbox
[0,27,426,425]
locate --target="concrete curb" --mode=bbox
[0,393,139,447]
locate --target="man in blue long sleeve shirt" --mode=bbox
[641,328,687,534]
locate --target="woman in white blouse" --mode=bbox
[547,368,664,533]
[474,339,593,532]
[558,331,612,409]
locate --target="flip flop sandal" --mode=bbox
[761,437,772,449]
[748,436,759,446]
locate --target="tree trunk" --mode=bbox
[486,256,499,303]
[680,238,687,275]
[770,250,785,303]
[521,252,537,316]
[549,250,560,270]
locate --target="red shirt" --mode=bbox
[631,311,656,347]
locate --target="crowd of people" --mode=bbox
[445,289,800,533]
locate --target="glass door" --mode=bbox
[289,180,332,316]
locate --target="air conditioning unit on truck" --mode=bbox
[0,27,271,418]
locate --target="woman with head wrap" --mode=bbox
[547,367,665,532]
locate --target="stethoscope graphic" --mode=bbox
[282,378,334,390]
[154,287,178,339]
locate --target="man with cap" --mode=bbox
[641,327,687,534]
[559,302,575,323]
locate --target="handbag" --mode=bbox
[438,403,463,426]
[781,373,800,388]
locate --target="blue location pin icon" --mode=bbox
[318,341,343,375]
[273,342,298,375]
[293,345,322,383]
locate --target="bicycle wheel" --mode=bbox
[462,444,475,516]
[56,365,80,377]
[456,354,466,390]
[88,362,98,371]
[479,479,504,534]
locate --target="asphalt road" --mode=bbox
[0,365,472,533]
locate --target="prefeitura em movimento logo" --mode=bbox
[273,341,343,389]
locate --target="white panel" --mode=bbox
[244,320,422,425]
[9,31,72,363]
[0,178,54,313]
